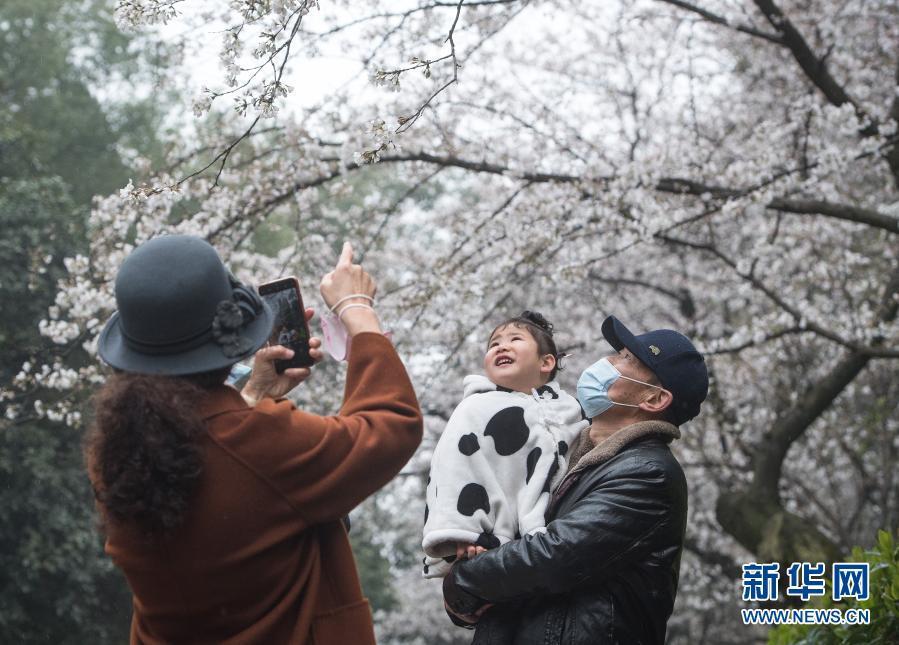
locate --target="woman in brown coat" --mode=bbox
[86,235,423,644]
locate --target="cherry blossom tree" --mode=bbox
[4,0,897,641]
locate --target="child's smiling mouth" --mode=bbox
[495,355,514,366]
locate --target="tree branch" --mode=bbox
[715,264,899,564]
[359,166,446,263]
[683,536,741,578]
[655,0,784,44]
[767,198,899,234]
[751,0,869,127]
[364,151,585,183]
[655,176,740,199]
[658,175,899,235]
[395,0,465,134]
[587,272,696,318]
[752,351,872,500]
[888,60,899,182]
[658,235,899,358]
[704,327,804,355]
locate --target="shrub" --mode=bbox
[768,529,899,645]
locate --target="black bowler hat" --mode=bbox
[601,315,709,425]
[98,235,273,375]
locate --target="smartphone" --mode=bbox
[257,277,314,372]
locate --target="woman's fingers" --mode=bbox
[255,345,294,362]
[304,307,315,321]
[336,241,353,268]
[320,241,377,311]
[283,367,311,381]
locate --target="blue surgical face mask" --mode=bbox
[576,357,662,419]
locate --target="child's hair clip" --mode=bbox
[556,351,574,371]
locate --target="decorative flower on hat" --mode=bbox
[211,276,265,358]
[211,301,254,358]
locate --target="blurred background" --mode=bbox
[1,0,897,643]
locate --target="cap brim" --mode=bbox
[601,315,655,370]
[97,301,274,376]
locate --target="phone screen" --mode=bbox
[258,278,314,372]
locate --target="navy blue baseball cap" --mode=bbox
[601,315,709,425]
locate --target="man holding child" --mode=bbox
[443,315,709,645]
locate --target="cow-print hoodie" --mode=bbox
[422,375,588,578]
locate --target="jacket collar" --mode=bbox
[567,420,680,475]
[196,384,249,420]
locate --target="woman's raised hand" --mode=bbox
[320,242,381,336]
[241,307,323,404]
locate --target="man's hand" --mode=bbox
[444,599,495,625]
[241,307,323,403]
[443,561,494,625]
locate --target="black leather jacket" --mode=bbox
[443,421,687,645]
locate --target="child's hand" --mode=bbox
[455,542,488,560]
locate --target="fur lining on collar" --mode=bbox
[567,420,680,474]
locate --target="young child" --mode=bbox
[422,311,588,578]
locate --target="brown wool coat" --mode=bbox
[97,333,423,644]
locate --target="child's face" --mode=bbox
[484,324,554,393]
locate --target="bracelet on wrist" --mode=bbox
[330,293,374,313]
[337,303,377,322]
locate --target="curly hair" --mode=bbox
[489,310,563,380]
[84,367,230,539]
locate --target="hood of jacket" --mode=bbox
[461,374,500,398]
[460,375,585,425]
[461,374,570,401]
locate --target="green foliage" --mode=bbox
[0,421,133,644]
[1,0,133,200]
[0,178,80,379]
[0,1,173,642]
[768,529,899,645]
[349,516,399,613]
[0,0,170,373]
[249,162,444,260]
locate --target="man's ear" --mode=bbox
[540,354,557,375]
[640,388,673,415]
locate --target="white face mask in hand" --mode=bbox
[319,308,351,362]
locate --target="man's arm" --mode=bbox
[444,460,676,615]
